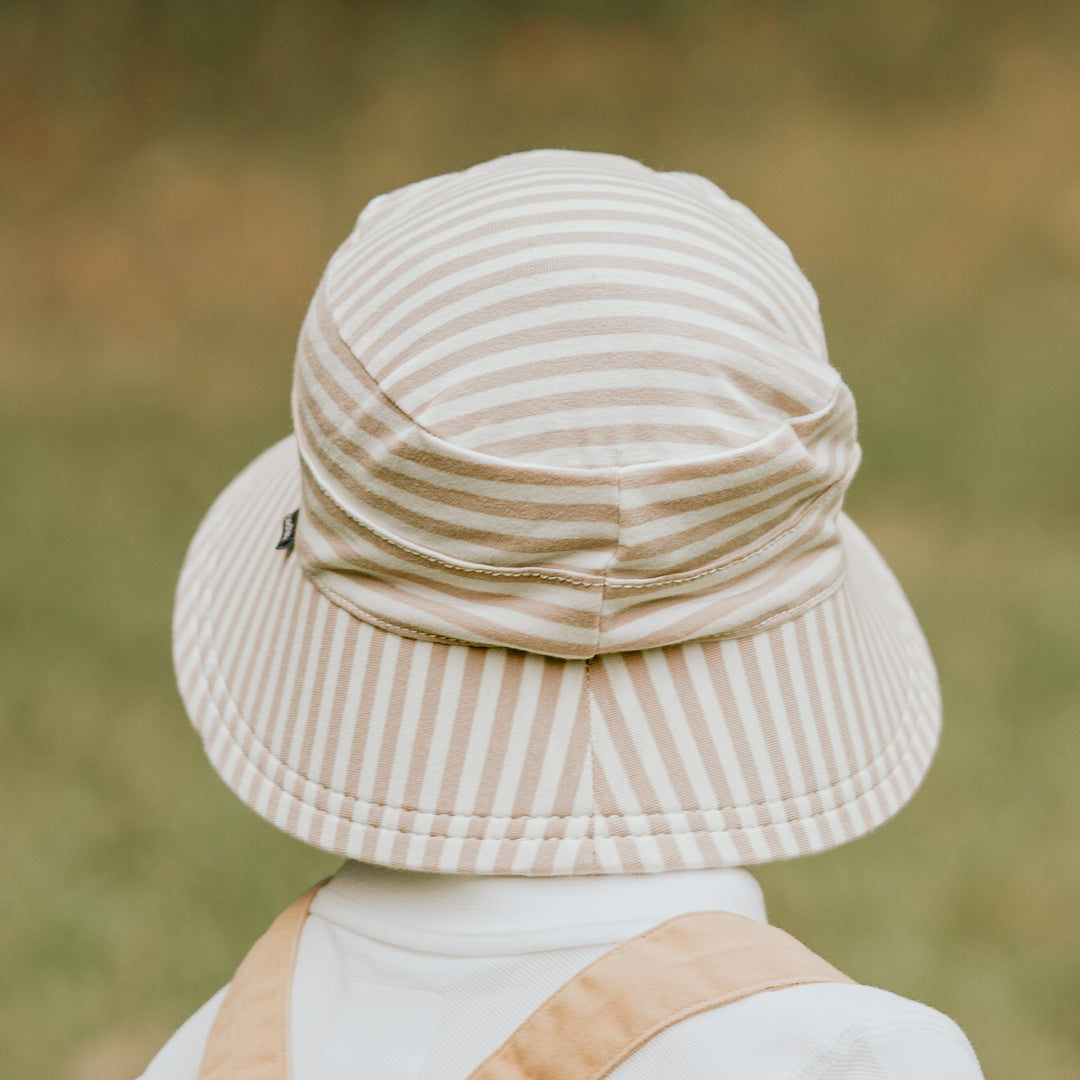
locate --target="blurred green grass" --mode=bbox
[2,2,1079,1077]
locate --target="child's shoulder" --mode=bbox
[610,980,984,1080]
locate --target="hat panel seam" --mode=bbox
[595,464,625,652]
[585,657,600,873]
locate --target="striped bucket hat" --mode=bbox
[174,150,940,875]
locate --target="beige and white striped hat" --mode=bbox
[174,150,940,875]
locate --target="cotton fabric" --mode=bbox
[139,862,984,1080]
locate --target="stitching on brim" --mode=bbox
[215,722,934,845]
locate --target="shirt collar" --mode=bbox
[311,860,767,955]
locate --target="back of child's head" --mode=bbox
[174,150,940,875]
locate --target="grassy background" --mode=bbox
[2,1,1079,1076]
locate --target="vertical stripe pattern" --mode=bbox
[173,151,941,874]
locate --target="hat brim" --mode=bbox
[174,436,940,875]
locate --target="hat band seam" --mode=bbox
[305,569,500,648]
[302,561,848,656]
[301,452,847,590]
[689,570,846,641]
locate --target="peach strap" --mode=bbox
[197,884,322,1080]
[466,910,853,1080]
[199,899,852,1080]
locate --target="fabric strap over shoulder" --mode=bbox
[198,883,854,1080]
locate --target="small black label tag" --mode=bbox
[276,509,299,551]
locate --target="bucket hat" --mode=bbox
[173,150,940,875]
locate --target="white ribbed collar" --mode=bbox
[310,860,767,956]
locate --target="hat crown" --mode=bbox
[291,151,859,658]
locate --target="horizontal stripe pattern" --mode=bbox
[174,437,940,874]
[291,151,858,657]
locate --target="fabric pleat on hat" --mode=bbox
[173,151,941,874]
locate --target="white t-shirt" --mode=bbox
[140,861,983,1080]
